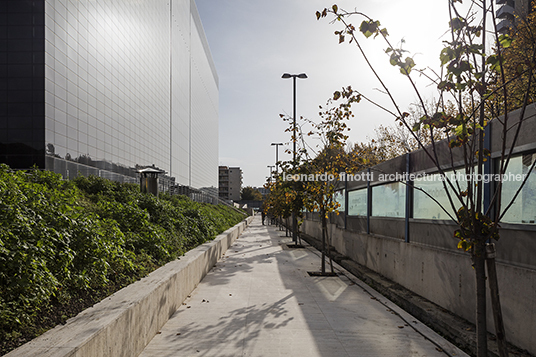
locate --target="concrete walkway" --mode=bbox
[139,216,468,357]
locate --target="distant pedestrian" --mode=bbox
[262,211,266,225]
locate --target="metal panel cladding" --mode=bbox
[0,0,219,189]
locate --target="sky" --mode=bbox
[195,0,457,188]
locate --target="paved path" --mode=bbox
[139,216,468,357]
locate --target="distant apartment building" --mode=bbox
[496,0,533,32]
[218,166,242,202]
[256,187,270,199]
[1,0,218,191]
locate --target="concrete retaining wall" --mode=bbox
[7,216,254,357]
[302,219,536,356]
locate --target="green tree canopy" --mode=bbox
[241,186,263,201]
[490,0,536,113]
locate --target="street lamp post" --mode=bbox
[267,165,275,183]
[282,72,307,243]
[271,142,283,175]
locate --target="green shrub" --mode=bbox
[0,167,246,354]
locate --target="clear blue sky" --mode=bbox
[195,0,455,187]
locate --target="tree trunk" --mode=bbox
[325,218,334,274]
[321,211,326,274]
[486,243,508,357]
[474,242,488,357]
[297,220,302,245]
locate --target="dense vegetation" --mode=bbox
[0,164,246,354]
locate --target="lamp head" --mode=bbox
[282,73,307,79]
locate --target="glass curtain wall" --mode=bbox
[501,153,536,224]
[372,182,406,217]
[330,155,536,225]
[348,188,367,216]
[413,170,467,220]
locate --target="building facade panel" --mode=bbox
[170,0,191,186]
[189,1,218,190]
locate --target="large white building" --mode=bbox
[1,0,219,190]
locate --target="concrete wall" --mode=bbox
[301,218,536,355]
[7,216,253,357]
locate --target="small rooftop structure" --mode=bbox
[138,165,166,196]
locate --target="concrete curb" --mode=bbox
[299,232,534,357]
[6,216,254,357]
